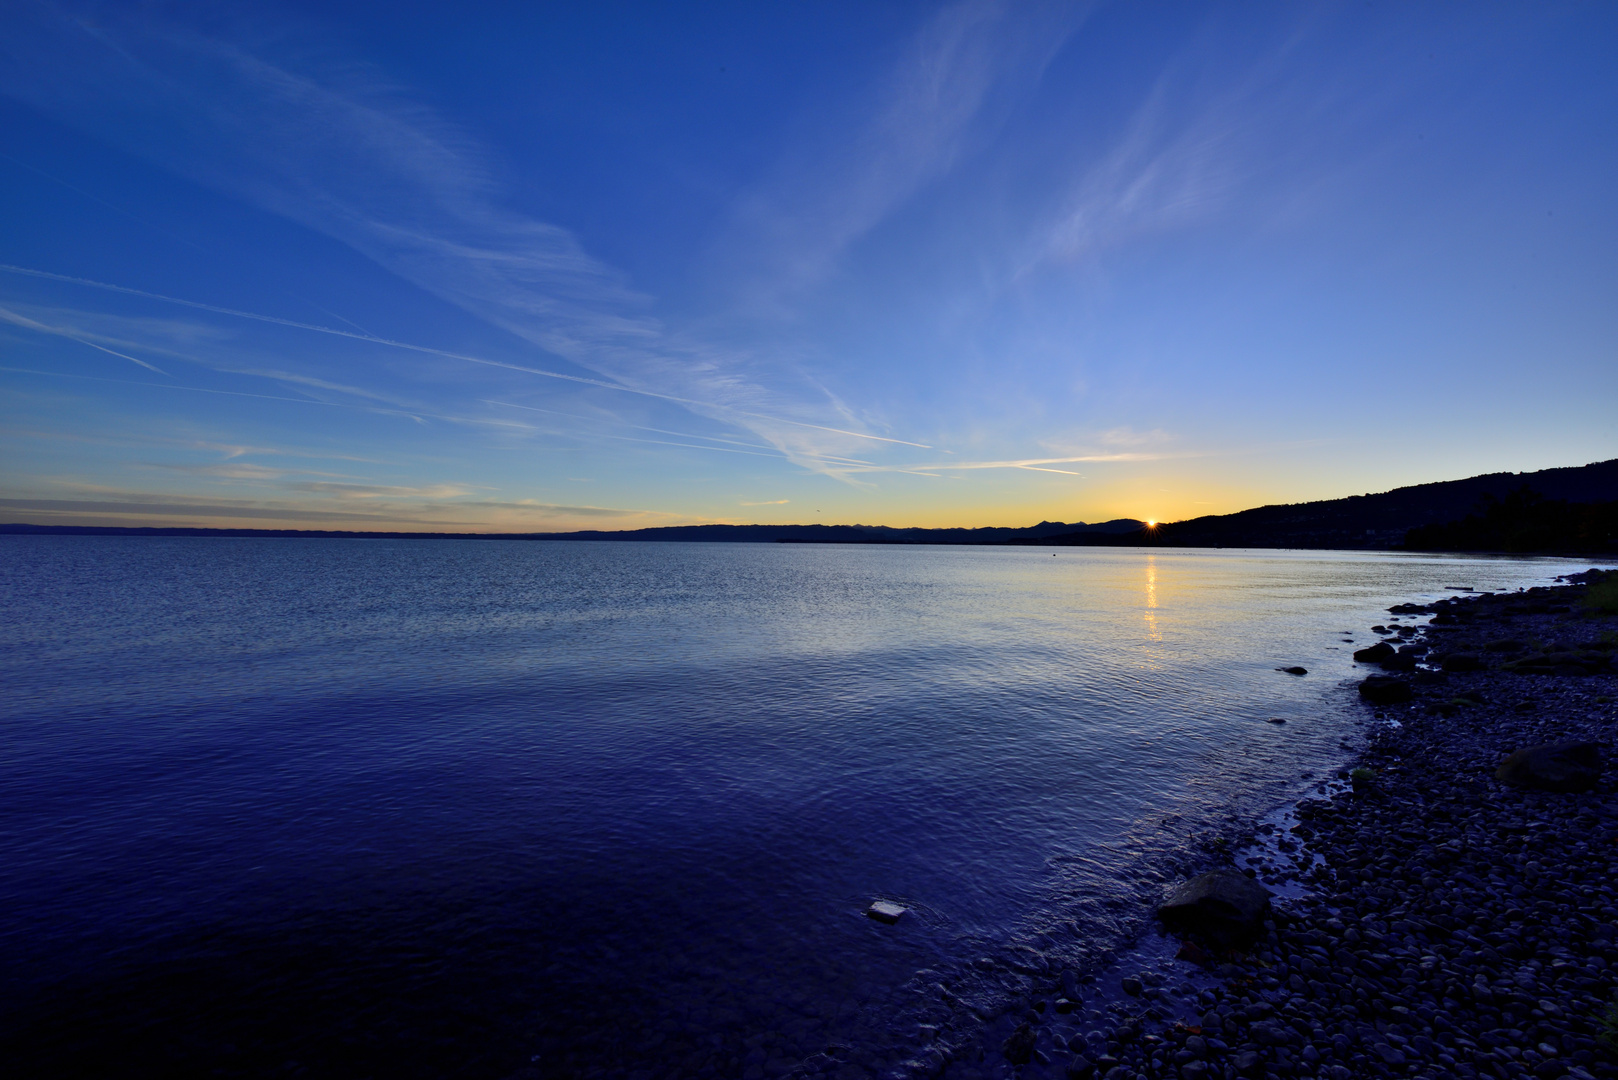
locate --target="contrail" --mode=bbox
[0,305,170,375]
[0,263,931,448]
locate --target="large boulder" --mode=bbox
[1359,674,1413,704]
[1496,742,1602,793]
[1158,869,1271,943]
[1353,641,1396,664]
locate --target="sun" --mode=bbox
[1145,519,1157,528]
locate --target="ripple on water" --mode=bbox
[0,537,1589,1076]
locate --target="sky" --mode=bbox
[1,0,1615,533]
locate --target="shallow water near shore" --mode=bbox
[0,538,1594,1077]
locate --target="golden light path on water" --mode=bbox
[1144,553,1162,643]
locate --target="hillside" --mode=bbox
[1034,458,1618,550]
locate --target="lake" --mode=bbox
[0,538,1591,1078]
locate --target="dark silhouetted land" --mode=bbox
[5,458,1615,552]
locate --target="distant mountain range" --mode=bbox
[516,519,1145,544]
[4,458,1615,552]
[0,519,1145,544]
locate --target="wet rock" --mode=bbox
[1250,1020,1293,1047]
[864,900,906,924]
[1277,666,1308,676]
[1175,940,1213,965]
[1157,869,1271,943]
[1495,741,1602,793]
[1353,641,1396,664]
[1443,651,1485,672]
[1358,674,1412,704]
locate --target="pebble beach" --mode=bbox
[911,569,1618,1080]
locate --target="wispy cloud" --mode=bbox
[0,363,425,418]
[722,0,1089,306]
[0,264,931,454]
[0,425,390,464]
[1034,91,1247,268]
[0,473,698,530]
[1025,18,1345,276]
[285,480,475,500]
[0,493,660,527]
[1039,427,1177,455]
[740,498,790,506]
[0,303,171,374]
[840,451,1172,477]
[154,462,302,481]
[0,4,955,476]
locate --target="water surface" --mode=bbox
[0,538,1589,1077]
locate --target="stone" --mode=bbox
[1158,869,1271,943]
[1371,1042,1406,1065]
[1443,652,1485,672]
[1358,674,1413,704]
[1176,940,1213,965]
[865,900,906,924]
[1277,666,1308,676]
[1353,641,1396,664]
[1002,1022,1036,1065]
[1495,742,1601,793]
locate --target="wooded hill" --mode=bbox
[1032,458,1618,552]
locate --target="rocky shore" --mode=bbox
[932,569,1618,1080]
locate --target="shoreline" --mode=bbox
[5,524,1613,560]
[891,568,1618,1080]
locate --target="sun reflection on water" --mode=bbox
[1144,554,1162,642]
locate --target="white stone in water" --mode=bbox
[866,900,906,924]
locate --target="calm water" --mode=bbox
[0,538,1591,1078]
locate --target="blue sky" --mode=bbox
[2,1,1615,531]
